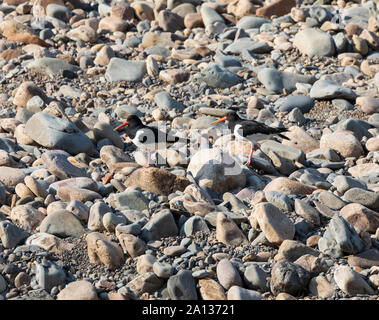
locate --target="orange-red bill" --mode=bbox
[211,117,227,125]
[114,121,128,131]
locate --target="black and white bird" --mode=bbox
[211,111,289,166]
[114,115,187,167]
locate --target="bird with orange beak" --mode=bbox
[211,111,289,166]
[114,115,187,168]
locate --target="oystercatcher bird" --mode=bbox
[211,111,289,166]
[114,114,187,167]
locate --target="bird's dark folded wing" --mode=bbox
[241,120,289,138]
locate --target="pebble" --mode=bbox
[86,232,123,270]
[216,212,248,246]
[167,270,198,300]
[334,266,375,295]
[243,264,270,292]
[308,275,335,298]
[254,202,295,246]
[193,63,242,89]
[227,286,261,300]
[340,203,379,234]
[270,260,310,296]
[35,260,66,293]
[275,240,319,262]
[320,131,363,158]
[318,215,366,258]
[105,58,146,82]
[343,188,379,211]
[25,113,93,155]
[198,279,226,300]
[141,209,178,241]
[216,259,243,290]
[293,28,335,58]
[0,220,29,248]
[257,67,315,93]
[153,261,174,279]
[57,280,99,300]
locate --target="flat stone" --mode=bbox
[294,199,320,226]
[154,91,185,111]
[187,148,246,194]
[35,260,66,293]
[118,233,146,258]
[182,216,210,236]
[263,177,316,196]
[93,122,124,149]
[280,95,315,113]
[236,16,270,29]
[26,58,79,77]
[332,175,367,194]
[193,63,242,89]
[225,39,272,55]
[123,167,190,196]
[0,167,26,186]
[257,67,315,93]
[275,240,319,262]
[347,249,379,269]
[107,190,149,211]
[105,58,146,82]
[41,150,88,180]
[200,4,224,27]
[123,272,163,297]
[243,264,269,292]
[260,140,305,163]
[67,25,97,43]
[25,113,93,155]
[10,204,45,233]
[136,254,156,275]
[153,261,174,279]
[264,191,293,212]
[308,275,335,298]
[310,80,357,101]
[227,286,261,300]
[318,191,346,210]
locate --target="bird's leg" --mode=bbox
[144,151,151,168]
[244,142,255,166]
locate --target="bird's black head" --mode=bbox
[114,114,143,131]
[126,114,143,127]
[225,111,240,122]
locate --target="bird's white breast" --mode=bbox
[133,129,156,151]
[234,124,244,140]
